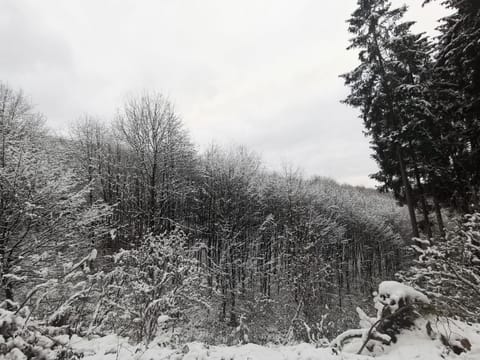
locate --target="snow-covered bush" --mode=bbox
[0,302,82,360]
[100,230,206,342]
[19,230,206,346]
[399,213,480,321]
[232,314,249,344]
[331,280,474,356]
[331,280,430,354]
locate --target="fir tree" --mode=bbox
[341,0,435,237]
[426,0,480,212]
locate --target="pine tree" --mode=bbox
[342,0,436,237]
[426,0,480,212]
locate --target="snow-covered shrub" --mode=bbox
[331,280,474,356]
[0,131,113,307]
[100,230,206,342]
[331,280,430,354]
[232,314,249,344]
[0,302,82,360]
[20,230,205,346]
[398,213,480,321]
[19,246,104,337]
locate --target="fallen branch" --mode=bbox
[357,305,412,355]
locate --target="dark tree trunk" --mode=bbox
[433,196,446,238]
[396,145,419,238]
[412,160,432,238]
[149,159,157,231]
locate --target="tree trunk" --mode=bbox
[0,248,14,302]
[149,158,157,231]
[410,153,432,238]
[396,145,419,238]
[433,196,446,238]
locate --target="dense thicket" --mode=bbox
[0,86,410,343]
[342,0,480,238]
[398,213,480,322]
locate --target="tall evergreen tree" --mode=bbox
[426,0,480,212]
[342,0,434,236]
[342,0,437,237]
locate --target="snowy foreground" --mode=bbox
[70,319,480,360]
[2,281,479,359]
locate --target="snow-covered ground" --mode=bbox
[2,281,478,359]
[69,319,480,360]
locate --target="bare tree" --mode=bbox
[70,115,108,204]
[116,92,194,233]
[0,83,96,301]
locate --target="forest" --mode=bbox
[0,0,479,359]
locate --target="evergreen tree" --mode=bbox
[426,0,480,212]
[342,0,437,237]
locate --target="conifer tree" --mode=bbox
[426,0,480,212]
[342,0,437,237]
[343,0,416,237]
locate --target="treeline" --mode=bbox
[342,0,480,238]
[0,84,409,341]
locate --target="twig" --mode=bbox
[15,281,53,315]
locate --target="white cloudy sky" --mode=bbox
[1,0,449,187]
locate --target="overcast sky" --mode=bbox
[1,0,449,187]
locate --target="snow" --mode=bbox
[157,314,171,323]
[1,274,26,283]
[378,281,430,311]
[68,318,480,360]
[413,237,431,246]
[113,248,129,263]
[88,248,97,261]
[2,279,478,360]
[4,348,27,360]
[356,306,376,328]
[61,277,479,360]
[331,328,365,348]
[0,309,23,329]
